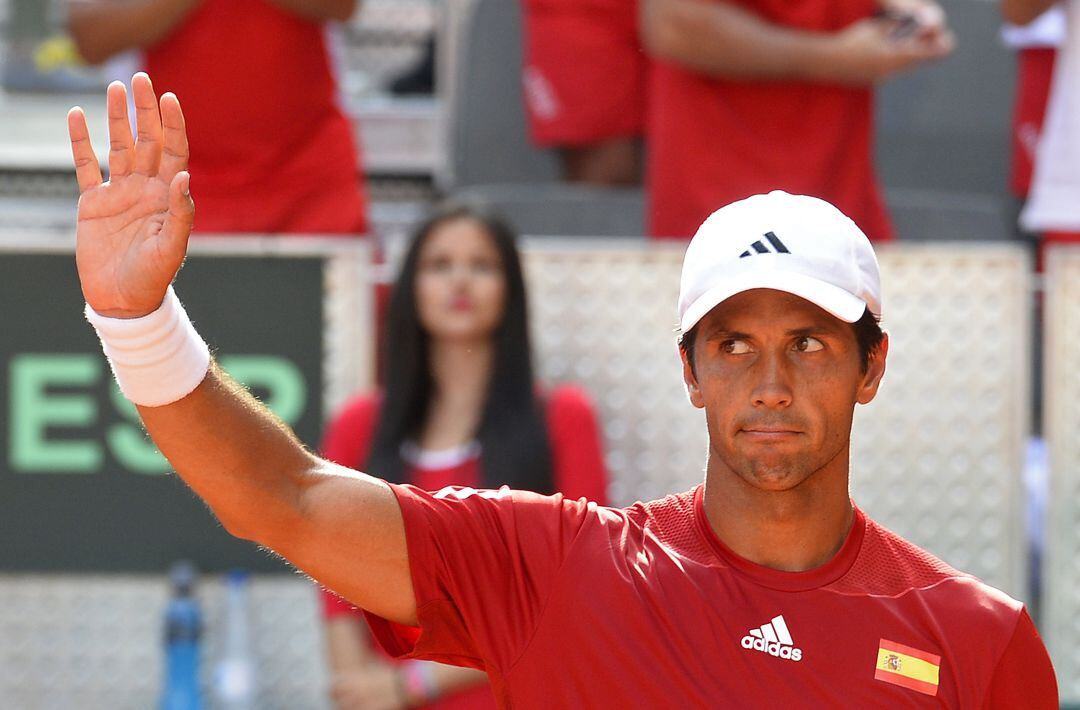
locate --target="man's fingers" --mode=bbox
[107,81,135,178]
[158,93,190,184]
[67,107,103,193]
[161,171,195,261]
[132,72,164,176]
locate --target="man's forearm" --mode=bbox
[641,0,838,81]
[67,0,201,65]
[265,0,358,22]
[137,362,316,546]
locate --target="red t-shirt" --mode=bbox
[647,0,893,242]
[364,485,1058,707]
[320,386,608,709]
[145,0,367,235]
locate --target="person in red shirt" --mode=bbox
[640,0,955,240]
[69,83,1058,708]
[319,204,608,709]
[521,0,647,185]
[67,0,367,235]
[1004,0,1080,253]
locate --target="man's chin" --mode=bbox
[739,459,814,492]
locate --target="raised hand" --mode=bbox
[68,72,194,319]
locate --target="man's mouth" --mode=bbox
[739,426,801,440]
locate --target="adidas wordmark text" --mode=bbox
[740,615,803,662]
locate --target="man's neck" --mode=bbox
[701,456,854,573]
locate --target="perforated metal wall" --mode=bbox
[525,241,1031,600]
[850,244,1030,600]
[322,240,376,416]
[524,241,707,505]
[0,574,330,710]
[1043,245,1080,701]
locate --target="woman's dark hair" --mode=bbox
[364,201,554,493]
[679,307,885,374]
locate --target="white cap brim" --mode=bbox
[680,270,869,334]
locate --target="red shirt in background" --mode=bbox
[521,0,647,147]
[363,485,1057,708]
[1010,48,1057,198]
[647,0,893,242]
[145,0,367,235]
[319,386,608,710]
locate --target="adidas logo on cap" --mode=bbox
[739,231,791,258]
[740,614,803,662]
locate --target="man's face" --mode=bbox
[681,289,888,492]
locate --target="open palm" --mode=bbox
[69,73,194,318]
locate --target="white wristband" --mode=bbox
[85,286,212,407]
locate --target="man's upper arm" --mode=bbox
[279,463,418,626]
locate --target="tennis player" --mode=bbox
[68,75,1058,707]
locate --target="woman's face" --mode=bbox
[414,217,508,343]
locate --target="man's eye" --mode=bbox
[722,340,751,355]
[794,336,824,353]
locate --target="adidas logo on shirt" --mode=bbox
[740,614,804,662]
[739,231,791,258]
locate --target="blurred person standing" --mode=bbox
[641,0,954,240]
[319,203,609,709]
[1001,6,1065,206]
[1006,0,1080,248]
[521,0,648,185]
[67,0,367,235]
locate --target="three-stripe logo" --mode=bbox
[740,614,804,661]
[740,231,791,259]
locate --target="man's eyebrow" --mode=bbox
[785,323,845,337]
[703,328,753,341]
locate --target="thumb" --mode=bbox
[162,171,195,262]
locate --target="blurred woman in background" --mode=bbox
[320,202,608,709]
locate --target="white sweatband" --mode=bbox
[85,286,211,407]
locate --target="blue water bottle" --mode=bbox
[161,560,202,710]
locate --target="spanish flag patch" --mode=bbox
[874,639,941,696]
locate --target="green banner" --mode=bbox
[0,253,325,572]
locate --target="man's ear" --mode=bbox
[679,343,705,409]
[856,333,888,405]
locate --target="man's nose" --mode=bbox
[751,351,793,408]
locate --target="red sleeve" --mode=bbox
[318,393,380,620]
[319,393,380,469]
[981,607,1058,708]
[363,483,598,673]
[546,386,608,505]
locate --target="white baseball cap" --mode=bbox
[678,191,882,334]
